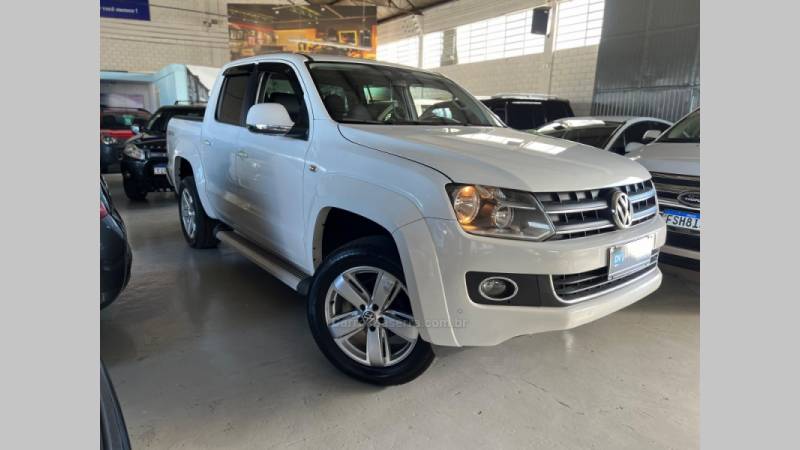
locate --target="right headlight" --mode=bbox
[123,144,146,161]
[446,184,555,241]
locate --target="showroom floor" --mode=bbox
[101,174,699,449]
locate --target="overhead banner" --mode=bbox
[227,4,377,61]
[100,0,151,21]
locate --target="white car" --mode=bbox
[167,54,667,384]
[628,108,700,261]
[533,116,672,155]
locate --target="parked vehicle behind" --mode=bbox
[121,104,206,200]
[100,106,150,173]
[100,177,132,308]
[480,94,574,130]
[628,108,700,264]
[533,116,672,155]
[168,54,666,385]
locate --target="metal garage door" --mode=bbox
[591,0,699,122]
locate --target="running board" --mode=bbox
[215,230,308,291]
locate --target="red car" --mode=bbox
[100,106,150,173]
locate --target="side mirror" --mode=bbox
[131,125,141,134]
[246,103,294,135]
[625,141,645,153]
[642,129,662,143]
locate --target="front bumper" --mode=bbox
[120,155,173,192]
[393,215,666,347]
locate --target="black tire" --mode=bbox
[178,176,219,249]
[307,236,434,385]
[123,179,147,201]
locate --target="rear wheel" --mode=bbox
[307,236,434,385]
[178,176,218,249]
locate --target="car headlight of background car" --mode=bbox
[101,135,118,145]
[446,184,554,241]
[123,144,146,161]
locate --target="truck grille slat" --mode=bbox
[552,250,660,301]
[538,180,658,240]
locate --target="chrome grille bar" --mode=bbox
[537,180,659,240]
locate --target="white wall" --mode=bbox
[377,0,600,115]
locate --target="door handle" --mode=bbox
[203,139,212,146]
[237,150,249,159]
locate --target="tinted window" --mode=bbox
[562,126,619,148]
[537,120,622,149]
[147,108,205,133]
[507,102,546,129]
[254,64,308,134]
[660,109,700,143]
[307,62,501,126]
[544,101,573,122]
[216,74,249,125]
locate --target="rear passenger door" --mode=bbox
[235,62,311,262]
[201,64,253,225]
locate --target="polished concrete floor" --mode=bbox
[101,174,699,449]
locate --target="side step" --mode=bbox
[216,230,309,292]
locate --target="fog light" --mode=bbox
[478,276,518,301]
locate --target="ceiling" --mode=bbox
[302,0,456,22]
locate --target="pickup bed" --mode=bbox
[168,53,666,385]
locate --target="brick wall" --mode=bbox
[100,0,245,72]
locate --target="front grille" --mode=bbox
[652,172,700,212]
[537,180,658,240]
[551,250,659,302]
[666,232,700,251]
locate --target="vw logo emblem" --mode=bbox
[611,191,633,229]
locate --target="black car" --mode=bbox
[100,177,132,308]
[120,105,205,200]
[481,94,574,130]
[100,106,151,174]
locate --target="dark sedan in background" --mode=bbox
[100,106,151,173]
[121,104,205,200]
[100,177,131,308]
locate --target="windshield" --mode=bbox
[659,109,700,143]
[535,119,623,149]
[146,108,205,133]
[307,62,502,126]
[100,109,150,130]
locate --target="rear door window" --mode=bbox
[216,73,250,125]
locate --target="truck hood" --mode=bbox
[338,125,651,192]
[627,142,700,177]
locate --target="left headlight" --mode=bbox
[446,184,555,241]
[123,144,146,161]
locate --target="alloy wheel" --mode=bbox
[324,266,419,367]
[180,189,196,239]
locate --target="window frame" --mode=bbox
[250,62,311,140]
[214,64,254,127]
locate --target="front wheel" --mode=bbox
[307,236,434,385]
[178,176,219,249]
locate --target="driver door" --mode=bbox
[234,62,311,263]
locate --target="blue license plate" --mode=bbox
[663,209,700,231]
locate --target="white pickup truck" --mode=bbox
[167,53,666,385]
